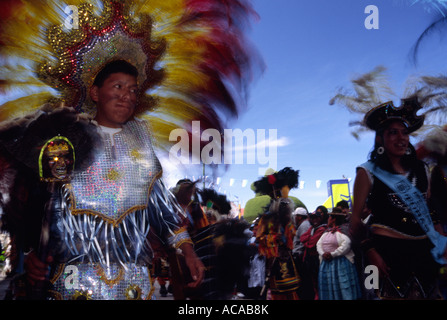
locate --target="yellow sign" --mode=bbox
[326,179,352,209]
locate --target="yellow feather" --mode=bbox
[0,92,54,122]
[0,0,260,156]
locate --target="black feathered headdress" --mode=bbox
[199,188,232,216]
[253,167,299,198]
[0,106,102,176]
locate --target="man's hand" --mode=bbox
[24,251,52,285]
[179,242,205,288]
[322,252,333,261]
[366,248,390,278]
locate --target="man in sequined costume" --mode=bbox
[24,60,204,300]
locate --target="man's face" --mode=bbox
[309,215,322,227]
[310,208,324,227]
[90,72,138,128]
[293,215,304,226]
[337,205,350,215]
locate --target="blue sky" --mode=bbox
[163,0,447,212]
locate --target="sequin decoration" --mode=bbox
[72,290,93,300]
[387,191,427,216]
[50,119,190,299]
[125,285,143,300]
[70,120,160,221]
[51,263,154,300]
[106,167,122,182]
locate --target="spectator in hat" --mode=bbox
[299,205,328,299]
[292,207,311,299]
[317,207,361,300]
[292,207,311,258]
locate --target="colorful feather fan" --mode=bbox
[0,0,263,159]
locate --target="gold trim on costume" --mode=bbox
[65,169,163,227]
[72,290,93,300]
[95,264,125,287]
[50,263,66,284]
[171,226,194,248]
[175,238,194,249]
[125,284,142,300]
[50,263,155,300]
[47,290,62,300]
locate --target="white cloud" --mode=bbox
[232,135,290,152]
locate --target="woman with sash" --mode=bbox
[350,99,446,299]
[417,125,447,298]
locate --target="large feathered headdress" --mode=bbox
[0,0,263,158]
[329,65,447,139]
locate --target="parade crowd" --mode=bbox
[1,64,447,300]
[1,0,447,302]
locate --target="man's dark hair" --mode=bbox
[93,59,138,87]
[316,205,328,215]
[336,200,350,209]
[315,205,328,223]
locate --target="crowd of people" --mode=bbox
[1,0,447,302]
[242,201,363,301]
[0,58,445,301]
[240,99,447,301]
[0,63,447,300]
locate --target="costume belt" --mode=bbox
[50,262,154,300]
[371,224,428,240]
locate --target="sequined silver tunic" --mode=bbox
[50,119,189,300]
